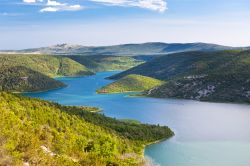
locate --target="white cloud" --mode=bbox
[22,0,82,12]
[23,0,36,3]
[22,0,166,13]
[23,0,43,3]
[91,0,167,12]
[23,0,166,13]
[40,7,59,12]
[47,0,64,6]
[40,4,82,12]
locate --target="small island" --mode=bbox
[97,74,164,94]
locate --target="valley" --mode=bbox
[24,71,250,166]
[0,44,249,166]
[0,54,142,92]
[1,0,249,165]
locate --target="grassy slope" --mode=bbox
[68,55,144,72]
[97,74,164,93]
[110,50,250,103]
[0,92,173,166]
[0,54,94,77]
[0,66,65,92]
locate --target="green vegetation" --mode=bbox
[109,50,247,80]
[146,73,250,103]
[0,54,94,77]
[0,92,173,165]
[0,54,94,92]
[68,55,144,72]
[97,74,164,94]
[0,66,65,92]
[0,54,143,92]
[64,106,102,113]
[119,119,141,125]
[110,50,250,103]
[63,106,173,142]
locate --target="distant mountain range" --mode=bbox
[1,42,245,56]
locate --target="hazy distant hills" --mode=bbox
[1,42,241,56]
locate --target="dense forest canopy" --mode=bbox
[0,92,173,165]
[0,66,65,92]
[0,54,93,77]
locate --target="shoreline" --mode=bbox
[146,95,250,105]
[96,90,142,94]
[13,85,67,94]
[124,91,250,106]
[53,73,95,79]
[143,136,174,166]
[12,73,95,94]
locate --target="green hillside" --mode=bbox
[68,55,143,72]
[0,92,173,165]
[0,66,65,92]
[110,50,249,80]
[0,54,94,77]
[146,73,250,103]
[97,74,164,93]
[110,50,250,103]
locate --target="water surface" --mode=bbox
[25,71,250,166]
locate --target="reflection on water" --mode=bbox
[24,71,250,166]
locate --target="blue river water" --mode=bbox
[24,71,250,166]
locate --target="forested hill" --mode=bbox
[67,55,143,72]
[1,42,237,56]
[110,50,250,103]
[0,66,65,92]
[0,54,145,92]
[0,54,94,77]
[110,50,250,80]
[146,73,250,103]
[0,92,173,165]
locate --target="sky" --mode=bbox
[0,0,250,49]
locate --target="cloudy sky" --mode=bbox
[0,0,250,49]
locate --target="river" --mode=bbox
[24,71,250,166]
